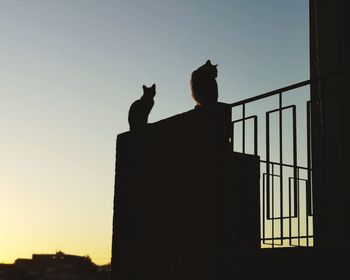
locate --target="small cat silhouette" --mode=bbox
[128,84,156,131]
[190,60,218,107]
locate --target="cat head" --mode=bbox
[142,84,156,98]
[196,60,218,78]
[190,59,218,106]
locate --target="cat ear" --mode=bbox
[151,83,156,89]
[143,85,146,90]
[206,60,218,68]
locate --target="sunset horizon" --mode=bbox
[0,0,309,268]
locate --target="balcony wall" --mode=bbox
[111,104,260,280]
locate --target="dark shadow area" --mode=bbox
[112,105,260,280]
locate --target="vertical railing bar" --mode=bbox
[293,106,298,218]
[262,172,266,244]
[272,164,275,248]
[306,101,311,246]
[279,92,284,244]
[266,113,270,219]
[254,116,258,156]
[292,105,299,245]
[297,168,301,246]
[289,177,292,246]
[242,104,246,153]
[306,181,310,246]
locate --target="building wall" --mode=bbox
[310,0,350,249]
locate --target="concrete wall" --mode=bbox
[111,105,260,280]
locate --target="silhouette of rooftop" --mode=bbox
[0,251,110,280]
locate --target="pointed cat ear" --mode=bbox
[143,85,146,90]
[206,60,218,67]
[151,83,156,89]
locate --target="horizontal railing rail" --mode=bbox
[230,71,340,108]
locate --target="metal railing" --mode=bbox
[230,79,314,248]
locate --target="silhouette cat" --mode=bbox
[190,60,218,106]
[128,84,156,131]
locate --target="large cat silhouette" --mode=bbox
[128,84,156,131]
[190,60,218,106]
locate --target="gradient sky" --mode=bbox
[0,0,309,265]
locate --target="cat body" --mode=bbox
[190,60,218,106]
[128,84,156,131]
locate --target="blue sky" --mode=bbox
[0,0,309,264]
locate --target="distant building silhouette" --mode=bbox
[0,251,110,280]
